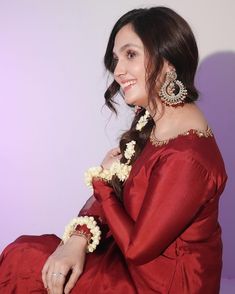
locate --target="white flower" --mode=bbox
[136,110,150,131]
[109,161,132,182]
[124,140,136,161]
[84,166,112,188]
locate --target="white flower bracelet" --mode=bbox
[84,162,132,188]
[61,216,101,253]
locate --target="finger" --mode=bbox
[64,266,82,294]
[51,272,66,294]
[117,154,122,159]
[111,149,121,158]
[46,265,55,293]
[41,259,50,288]
[113,147,121,154]
[110,147,120,155]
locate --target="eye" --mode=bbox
[126,50,137,59]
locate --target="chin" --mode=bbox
[124,96,147,108]
[124,96,135,105]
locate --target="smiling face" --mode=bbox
[112,24,149,107]
[112,24,173,109]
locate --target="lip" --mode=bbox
[120,78,136,83]
[123,83,135,93]
[120,79,137,93]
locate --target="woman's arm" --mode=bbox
[92,153,217,265]
[77,195,111,244]
[42,196,110,293]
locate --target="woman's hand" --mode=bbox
[101,147,122,170]
[42,236,87,294]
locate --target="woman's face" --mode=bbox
[113,24,171,109]
[112,24,149,107]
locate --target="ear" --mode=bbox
[165,60,175,72]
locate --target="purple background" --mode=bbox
[0,1,234,281]
[196,52,235,278]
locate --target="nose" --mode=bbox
[113,59,127,78]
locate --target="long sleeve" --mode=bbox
[78,195,110,244]
[92,153,216,265]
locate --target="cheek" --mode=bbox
[132,67,146,87]
[139,70,147,88]
[140,73,148,93]
[131,61,145,75]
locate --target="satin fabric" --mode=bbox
[0,130,227,293]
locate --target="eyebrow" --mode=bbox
[112,43,142,55]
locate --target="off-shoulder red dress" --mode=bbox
[0,128,227,294]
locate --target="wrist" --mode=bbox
[61,216,101,253]
[68,235,88,248]
[84,166,112,188]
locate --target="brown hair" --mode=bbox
[103,6,199,200]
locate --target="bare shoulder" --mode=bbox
[153,103,210,141]
[183,103,208,130]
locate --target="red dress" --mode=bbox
[0,129,227,294]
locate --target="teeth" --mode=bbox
[123,80,136,88]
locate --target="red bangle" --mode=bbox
[75,224,91,235]
[73,224,92,244]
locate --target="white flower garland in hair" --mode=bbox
[124,140,136,164]
[84,110,150,188]
[109,161,132,181]
[136,110,150,131]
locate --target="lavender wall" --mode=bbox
[0,0,234,278]
[196,52,235,278]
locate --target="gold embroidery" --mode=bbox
[150,126,213,147]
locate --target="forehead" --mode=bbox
[113,24,144,54]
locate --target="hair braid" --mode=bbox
[110,108,154,201]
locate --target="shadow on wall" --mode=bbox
[195,51,235,279]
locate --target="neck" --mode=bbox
[146,100,195,132]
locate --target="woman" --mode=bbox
[0,6,227,294]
